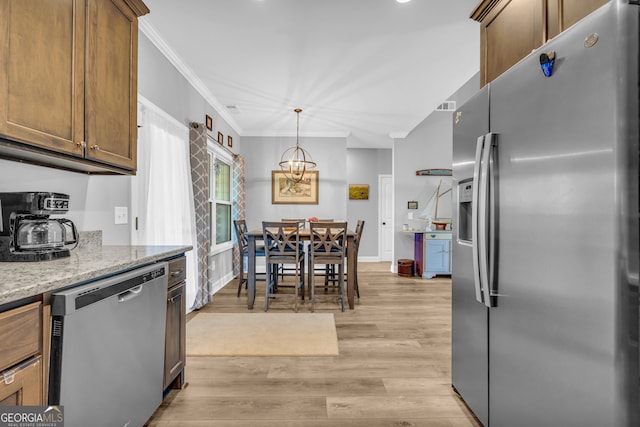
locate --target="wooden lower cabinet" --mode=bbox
[0,302,41,372]
[164,257,186,391]
[0,301,44,407]
[0,356,42,406]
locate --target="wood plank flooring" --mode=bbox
[146,262,482,427]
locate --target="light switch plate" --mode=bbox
[114,206,128,225]
[408,212,414,220]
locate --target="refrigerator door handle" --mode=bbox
[471,135,486,304]
[480,133,497,308]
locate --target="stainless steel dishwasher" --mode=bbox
[48,262,168,427]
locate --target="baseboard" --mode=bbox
[358,256,381,262]
[211,272,235,296]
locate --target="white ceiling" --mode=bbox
[141,0,480,149]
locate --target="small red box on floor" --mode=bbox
[397,259,414,277]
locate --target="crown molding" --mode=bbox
[125,0,150,17]
[389,131,409,139]
[138,18,243,135]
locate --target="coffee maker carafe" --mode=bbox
[0,192,78,262]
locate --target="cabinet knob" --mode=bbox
[91,145,100,151]
[76,141,86,148]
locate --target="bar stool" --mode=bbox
[262,221,306,312]
[233,219,269,297]
[352,219,365,298]
[308,221,347,312]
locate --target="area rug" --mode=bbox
[186,313,339,356]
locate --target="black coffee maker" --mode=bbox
[0,192,78,262]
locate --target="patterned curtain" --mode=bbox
[189,122,212,309]
[232,154,246,276]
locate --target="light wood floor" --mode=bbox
[146,262,482,427]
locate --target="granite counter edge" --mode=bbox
[0,245,193,307]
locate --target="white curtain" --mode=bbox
[133,96,198,311]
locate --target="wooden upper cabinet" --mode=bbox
[0,0,85,157]
[472,0,609,86]
[85,0,141,170]
[0,0,148,173]
[474,0,545,87]
[546,0,609,40]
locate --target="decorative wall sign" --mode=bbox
[217,132,223,145]
[205,115,213,131]
[272,170,318,204]
[416,168,452,176]
[349,184,369,200]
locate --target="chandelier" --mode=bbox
[279,108,316,182]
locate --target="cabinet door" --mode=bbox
[0,357,42,406]
[479,0,545,86]
[425,240,450,273]
[164,282,185,390]
[0,0,84,156]
[546,0,608,39]
[85,0,138,170]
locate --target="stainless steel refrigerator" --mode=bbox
[451,2,639,426]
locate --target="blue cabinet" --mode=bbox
[423,232,452,279]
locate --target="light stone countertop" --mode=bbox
[0,245,192,306]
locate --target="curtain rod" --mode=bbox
[190,121,238,158]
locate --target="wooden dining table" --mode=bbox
[245,228,357,310]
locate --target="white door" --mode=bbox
[378,174,393,261]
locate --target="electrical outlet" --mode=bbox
[114,206,128,225]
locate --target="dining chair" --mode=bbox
[262,221,306,312]
[308,221,347,312]
[233,219,270,297]
[311,219,335,286]
[279,218,307,280]
[352,219,365,298]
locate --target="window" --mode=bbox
[208,141,233,252]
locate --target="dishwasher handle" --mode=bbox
[118,285,144,303]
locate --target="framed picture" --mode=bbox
[349,184,369,200]
[272,170,319,204]
[227,135,233,148]
[205,115,213,131]
[217,132,223,145]
[407,200,418,209]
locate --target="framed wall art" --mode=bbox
[271,170,319,204]
[205,115,213,131]
[217,132,223,145]
[228,135,233,147]
[349,184,369,200]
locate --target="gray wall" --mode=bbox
[392,73,480,270]
[137,34,240,149]
[241,135,348,224]
[241,138,392,260]
[0,160,131,245]
[137,32,240,293]
[346,148,392,258]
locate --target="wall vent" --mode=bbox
[436,100,456,112]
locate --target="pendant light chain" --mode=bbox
[278,108,316,182]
